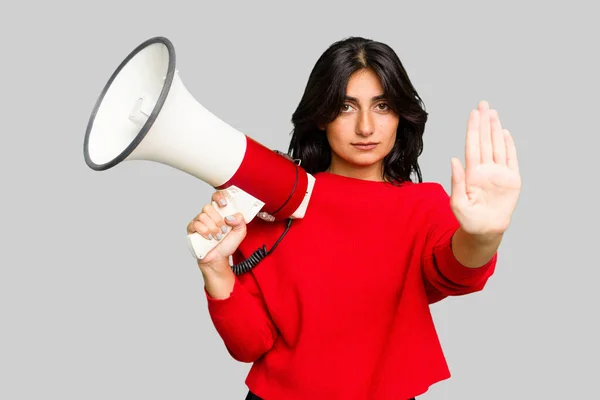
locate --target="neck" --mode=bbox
[327,160,385,182]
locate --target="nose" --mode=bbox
[356,110,375,136]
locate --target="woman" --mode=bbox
[186,37,521,400]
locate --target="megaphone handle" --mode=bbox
[186,186,264,260]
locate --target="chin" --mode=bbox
[353,154,382,163]
[348,158,382,168]
[333,151,384,169]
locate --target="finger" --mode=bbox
[186,219,196,235]
[224,213,245,230]
[478,100,489,112]
[212,213,247,260]
[188,213,211,236]
[490,109,506,166]
[212,191,228,208]
[199,211,223,240]
[503,129,519,172]
[478,101,493,164]
[222,214,247,241]
[204,202,228,236]
[465,109,480,171]
[190,219,214,240]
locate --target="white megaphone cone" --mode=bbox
[84,37,315,261]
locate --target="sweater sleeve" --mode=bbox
[204,250,278,363]
[420,184,497,304]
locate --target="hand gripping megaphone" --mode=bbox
[83,36,315,262]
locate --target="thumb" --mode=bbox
[224,213,246,232]
[213,212,247,259]
[450,157,467,207]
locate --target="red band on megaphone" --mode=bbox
[216,136,308,220]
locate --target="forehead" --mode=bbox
[346,69,384,97]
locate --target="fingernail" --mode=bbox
[221,226,227,234]
[208,234,214,240]
[225,215,235,221]
[216,233,223,240]
[219,199,227,206]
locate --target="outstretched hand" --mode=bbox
[450,101,521,239]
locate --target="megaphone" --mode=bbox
[83,36,315,261]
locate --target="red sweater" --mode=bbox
[205,171,497,399]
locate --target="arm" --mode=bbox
[423,101,520,303]
[203,251,278,363]
[421,185,497,304]
[202,258,235,299]
[189,192,279,363]
[451,227,502,269]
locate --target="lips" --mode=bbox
[352,143,378,150]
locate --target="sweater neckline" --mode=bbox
[315,171,412,187]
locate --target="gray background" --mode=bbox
[1,1,598,399]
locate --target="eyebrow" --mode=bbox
[344,94,387,102]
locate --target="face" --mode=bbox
[320,68,399,181]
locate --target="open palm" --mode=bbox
[450,101,522,237]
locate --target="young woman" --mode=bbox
[186,37,521,400]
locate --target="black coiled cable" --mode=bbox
[230,218,293,276]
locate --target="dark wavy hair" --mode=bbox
[287,37,428,184]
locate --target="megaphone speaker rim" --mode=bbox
[83,36,176,171]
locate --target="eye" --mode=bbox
[376,102,390,111]
[341,103,354,113]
